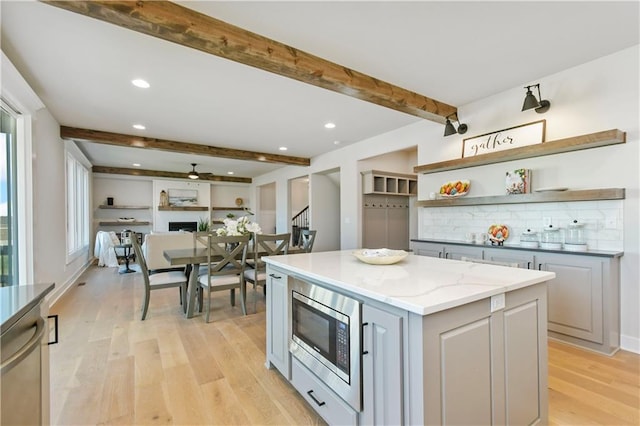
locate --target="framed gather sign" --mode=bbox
[462,119,546,158]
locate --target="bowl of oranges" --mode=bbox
[439,180,470,197]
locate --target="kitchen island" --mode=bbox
[263,250,555,425]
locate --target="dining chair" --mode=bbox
[131,233,188,320]
[244,233,291,303]
[197,233,251,323]
[300,229,317,253]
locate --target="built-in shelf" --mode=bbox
[99,205,150,209]
[158,206,208,211]
[99,221,151,226]
[415,188,625,207]
[211,207,247,211]
[413,129,626,174]
[362,170,417,196]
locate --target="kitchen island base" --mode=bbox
[264,251,550,425]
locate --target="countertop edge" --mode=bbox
[264,253,555,316]
[1,283,55,334]
[411,239,623,258]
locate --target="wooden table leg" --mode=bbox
[185,262,199,318]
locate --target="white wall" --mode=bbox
[310,171,341,252]
[251,46,640,352]
[2,51,93,303]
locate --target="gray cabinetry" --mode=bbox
[410,241,482,260]
[411,241,620,354]
[265,267,291,377]
[416,283,547,424]
[536,253,619,354]
[361,304,403,425]
[290,358,357,425]
[484,247,535,269]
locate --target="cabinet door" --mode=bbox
[410,241,442,258]
[361,304,403,426]
[363,196,388,249]
[443,244,483,260]
[484,247,535,269]
[537,253,604,344]
[503,299,544,425]
[386,201,409,250]
[265,267,291,377]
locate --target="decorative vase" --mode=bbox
[159,190,168,207]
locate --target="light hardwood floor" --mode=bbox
[49,265,639,425]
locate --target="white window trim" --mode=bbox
[65,142,91,263]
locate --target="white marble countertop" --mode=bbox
[264,250,555,316]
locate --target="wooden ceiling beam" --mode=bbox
[92,165,252,183]
[61,126,310,166]
[44,0,457,124]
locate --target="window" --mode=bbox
[0,103,19,286]
[66,152,89,258]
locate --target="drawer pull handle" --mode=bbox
[307,390,326,407]
[362,322,369,355]
[268,274,281,279]
[48,314,59,345]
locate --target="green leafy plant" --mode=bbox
[198,217,210,232]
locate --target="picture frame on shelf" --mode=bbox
[168,189,198,206]
[462,119,546,158]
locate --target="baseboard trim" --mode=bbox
[46,258,95,308]
[620,334,640,354]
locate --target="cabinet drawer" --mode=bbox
[291,358,357,426]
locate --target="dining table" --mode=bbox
[163,246,303,318]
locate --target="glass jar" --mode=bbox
[541,225,562,246]
[566,220,586,245]
[520,229,539,248]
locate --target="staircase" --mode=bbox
[291,206,309,247]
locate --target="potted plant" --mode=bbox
[198,217,210,232]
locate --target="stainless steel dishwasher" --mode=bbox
[1,283,55,426]
[1,303,45,425]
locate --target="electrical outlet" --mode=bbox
[543,217,552,227]
[491,293,506,312]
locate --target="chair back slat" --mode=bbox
[131,233,150,288]
[252,233,291,270]
[300,229,317,253]
[206,233,251,277]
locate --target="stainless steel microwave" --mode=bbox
[289,278,362,411]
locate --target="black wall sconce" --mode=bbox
[521,83,551,113]
[443,113,468,137]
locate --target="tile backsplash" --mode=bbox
[418,200,623,251]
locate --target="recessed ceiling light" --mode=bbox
[324,122,336,129]
[132,124,146,130]
[131,79,150,88]
[334,140,341,145]
[132,163,141,167]
[227,171,234,175]
[279,146,288,151]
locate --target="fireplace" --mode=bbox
[168,221,197,232]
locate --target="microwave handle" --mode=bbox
[362,322,369,355]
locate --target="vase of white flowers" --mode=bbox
[216,216,262,236]
[216,216,262,252]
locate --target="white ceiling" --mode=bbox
[2,1,638,179]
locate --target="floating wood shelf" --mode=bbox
[414,129,625,174]
[211,207,247,211]
[99,221,151,226]
[158,206,208,211]
[99,205,150,209]
[415,188,625,207]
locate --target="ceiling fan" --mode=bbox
[187,163,213,180]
